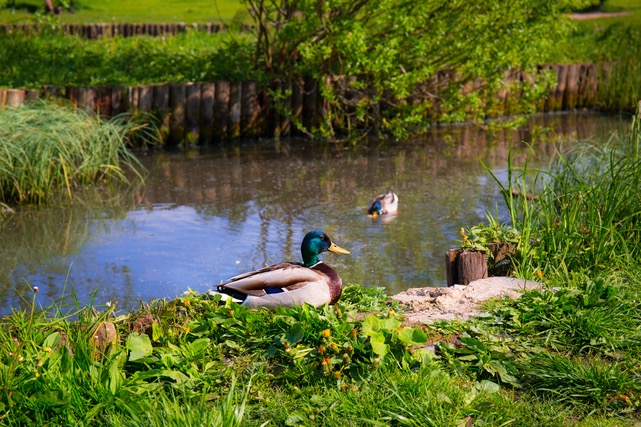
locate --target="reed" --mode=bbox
[0,100,146,205]
[485,111,641,278]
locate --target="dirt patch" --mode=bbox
[570,12,632,20]
[391,277,542,325]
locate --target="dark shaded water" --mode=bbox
[0,113,630,314]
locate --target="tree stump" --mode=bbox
[446,243,515,286]
[457,251,488,285]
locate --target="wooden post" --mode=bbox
[185,83,201,144]
[554,64,567,111]
[169,84,186,145]
[457,251,488,285]
[445,241,515,287]
[199,83,216,144]
[6,89,25,107]
[111,87,130,115]
[0,89,7,107]
[291,78,304,136]
[241,80,260,137]
[576,64,588,109]
[42,85,58,100]
[586,63,599,106]
[445,249,460,287]
[228,81,242,139]
[66,86,79,108]
[95,87,112,117]
[153,84,170,140]
[138,85,154,113]
[564,63,580,110]
[78,87,97,112]
[302,76,318,130]
[269,80,291,138]
[214,81,230,139]
[26,89,40,102]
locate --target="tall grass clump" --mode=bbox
[596,25,641,113]
[486,111,641,278]
[0,101,147,205]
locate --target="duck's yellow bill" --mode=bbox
[368,212,379,219]
[328,242,350,255]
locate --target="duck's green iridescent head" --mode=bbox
[367,200,383,216]
[301,230,350,267]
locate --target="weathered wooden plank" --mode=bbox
[26,89,41,102]
[78,87,97,112]
[111,87,130,115]
[66,86,79,108]
[457,250,488,286]
[138,85,154,112]
[185,83,202,144]
[199,83,216,144]
[152,84,171,139]
[214,81,230,139]
[564,63,580,110]
[6,89,25,107]
[291,78,304,136]
[228,81,242,139]
[169,84,187,145]
[445,249,460,287]
[241,81,260,137]
[554,64,568,111]
[95,87,112,117]
[302,76,318,130]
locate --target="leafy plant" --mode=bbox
[244,0,573,140]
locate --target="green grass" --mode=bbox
[0,31,256,88]
[0,100,147,205]
[487,113,641,278]
[0,0,247,24]
[2,282,639,426]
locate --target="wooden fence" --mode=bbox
[0,63,605,144]
[0,22,245,38]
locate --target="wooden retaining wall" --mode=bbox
[0,22,248,38]
[0,63,604,144]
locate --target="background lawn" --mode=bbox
[0,0,247,23]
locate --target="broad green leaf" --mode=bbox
[42,331,62,350]
[152,322,163,341]
[398,327,428,346]
[126,332,153,361]
[286,323,305,344]
[369,332,388,357]
[188,338,211,357]
[362,315,380,336]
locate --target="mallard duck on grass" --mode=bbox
[210,231,350,309]
[367,191,398,218]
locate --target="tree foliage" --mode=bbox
[243,0,577,139]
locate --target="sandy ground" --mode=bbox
[570,12,632,20]
[391,277,543,325]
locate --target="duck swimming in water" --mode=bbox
[367,191,398,217]
[210,231,350,309]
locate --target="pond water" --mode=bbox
[0,113,630,315]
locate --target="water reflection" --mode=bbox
[0,113,630,314]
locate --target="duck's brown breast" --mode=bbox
[311,262,343,304]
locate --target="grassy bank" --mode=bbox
[0,31,256,88]
[2,281,639,426]
[0,101,147,205]
[1,117,640,425]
